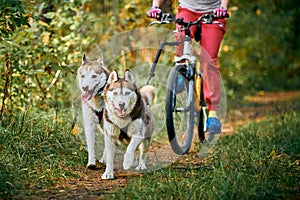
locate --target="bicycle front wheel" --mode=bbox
[166,64,195,155]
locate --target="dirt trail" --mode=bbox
[17,91,300,200]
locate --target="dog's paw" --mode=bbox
[99,156,106,164]
[86,164,97,170]
[101,169,114,180]
[99,150,106,164]
[135,163,147,171]
[123,152,138,170]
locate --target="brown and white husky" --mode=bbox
[101,69,155,179]
[76,53,109,169]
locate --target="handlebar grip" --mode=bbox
[204,13,230,19]
[216,13,229,18]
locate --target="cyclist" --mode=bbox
[147,0,229,141]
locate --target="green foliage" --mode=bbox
[0,0,31,39]
[1,0,300,114]
[221,0,300,98]
[0,1,98,112]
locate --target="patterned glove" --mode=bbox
[147,6,161,19]
[214,7,228,17]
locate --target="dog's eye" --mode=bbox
[81,75,85,78]
[91,75,97,78]
[113,92,118,96]
[125,91,131,96]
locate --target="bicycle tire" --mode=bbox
[166,64,195,155]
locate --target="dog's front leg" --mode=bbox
[101,134,115,179]
[123,136,143,170]
[99,148,106,164]
[82,104,96,169]
[135,139,150,171]
[101,122,118,180]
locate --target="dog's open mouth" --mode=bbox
[81,90,93,101]
[111,102,127,117]
[81,83,102,101]
[117,109,127,118]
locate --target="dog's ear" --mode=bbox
[124,69,135,84]
[82,53,88,65]
[97,54,103,65]
[107,70,119,84]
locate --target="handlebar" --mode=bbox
[146,12,229,85]
[149,12,229,27]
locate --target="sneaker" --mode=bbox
[176,75,185,93]
[205,117,222,144]
[206,117,222,134]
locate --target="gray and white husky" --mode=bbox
[76,53,109,169]
[101,69,155,179]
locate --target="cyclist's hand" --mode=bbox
[147,7,161,19]
[214,7,228,18]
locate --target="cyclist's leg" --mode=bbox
[200,18,226,135]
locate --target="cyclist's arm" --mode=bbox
[221,0,229,10]
[214,0,229,17]
[151,0,164,8]
[147,0,164,18]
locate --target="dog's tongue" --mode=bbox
[81,91,92,101]
[118,109,127,117]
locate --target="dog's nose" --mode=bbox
[119,102,125,109]
[82,86,89,91]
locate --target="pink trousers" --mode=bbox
[175,6,226,111]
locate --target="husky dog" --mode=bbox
[76,53,109,169]
[101,69,155,179]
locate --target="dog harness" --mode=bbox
[94,109,104,123]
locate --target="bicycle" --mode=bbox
[146,12,228,155]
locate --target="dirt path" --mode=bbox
[18,91,300,200]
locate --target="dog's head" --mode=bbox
[104,69,138,118]
[77,54,109,101]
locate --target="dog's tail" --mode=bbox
[140,85,155,106]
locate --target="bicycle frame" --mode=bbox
[146,23,203,110]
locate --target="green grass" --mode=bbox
[1,98,300,199]
[0,108,86,198]
[108,111,300,199]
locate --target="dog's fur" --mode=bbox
[101,69,155,179]
[76,54,109,169]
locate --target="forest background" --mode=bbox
[0,0,299,114]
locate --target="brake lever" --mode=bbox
[161,13,175,22]
[203,13,230,24]
[149,13,175,26]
